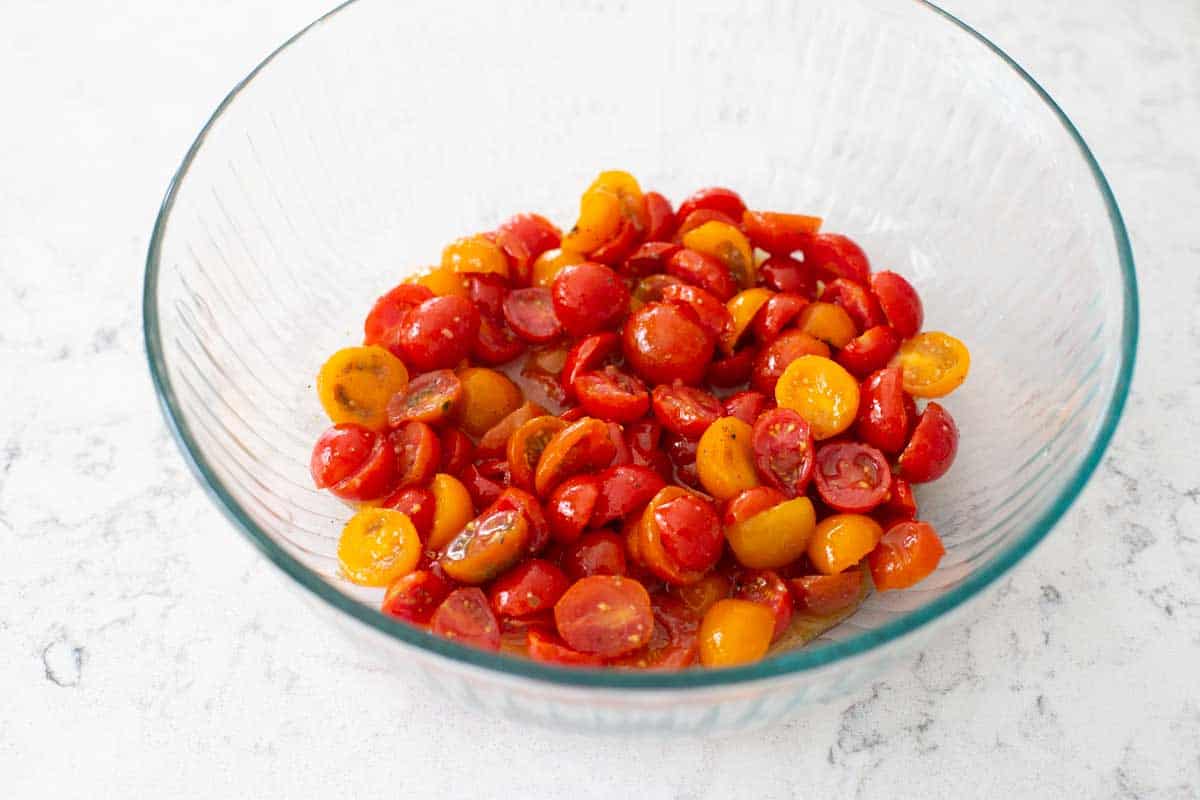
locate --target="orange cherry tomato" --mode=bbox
[796,301,857,349]
[631,487,722,586]
[682,220,756,289]
[674,572,731,617]
[439,505,531,584]
[890,331,970,398]
[751,330,831,396]
[454,367,523,437]
[774,355,860,440]
[531,248,586,288]
[563,188,624,254]
[741,210,822,255]
[533,417,617,497]
[696,416,760,501]
[806,514,883,575]
[507,415,568,490]
[722,288,773,354]
[867,520,946,590]
[698,599,775,667]
[554,575,654,657]
[337,508,421,587]
[441,235,510,279]
[414,264,470,298]
[476,400,548,458]
[317,345,409,431]
[427,473,474,550]
[724,495,815,570]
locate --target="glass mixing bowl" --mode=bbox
[144,0,1137,734]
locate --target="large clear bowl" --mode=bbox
[144,0,1137,734]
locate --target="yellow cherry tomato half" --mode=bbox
[796,301,857,349]
[696,416,760,501]
[317,345,409,431]
[338,508,421,587]
[890,331,971,398]
[441,235,509,279]
[427,473,474,550]
[455,367,524,437]
[722,288,774,354]
[806,513,883,575]
[531,248,586,288]
[562,188,624,254]
[587,169,643,199]
[698,599,776,668]
[774,355,860,440]
[682,220,757,289]
[414,264,469,298]
[725,496,816,570]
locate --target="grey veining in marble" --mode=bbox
[1,1,1197,798]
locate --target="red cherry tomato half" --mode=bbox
[380,486,436,540]
[898,402,959,483]
[870,271,924,339]
[759,254,819,299]
[813,441,892,513]
[610,594,699,669]
[676,187,747,225]
[551,262,630,338]
[533,417,618,497]
[431,587,501,650]
[387,369,463,427]
[554,575,654,657]
[663,431,698,468]
[750,330,831,395]
[797,233,870,285]
[838,325,901,379]
[503,287,563,344]
[311,423,375,490]
[323,429,399,501]
[876,477,918,529]
[591,464,667,528]
[391,421,442,489]
[589,215,642,266]
[573,367,650,423]
[623,301,716,386]
[732,569,793,641]
[631,273,685,308]
[665,248,738,301]
[495,213,562,277]
[563,530,628,581]
[526,629,604,666]
[651,383,723,439]
[741,210,822,255]
[381,569,453,625]
[465,273,509,320]
[751,292,809,344]
[705,345,758,388]
[604,421,632,467]
[438,427,474,476]
[490,559,571,618]
[560,332,621,400]
[867,521,945,591]
[789,570,863,615]
[490,487,551,555]
[459,459,508,510]
[643,191,677,241]
[364,283,434,355]
[397,295,481,372]
[546,475,601,544]
[722,390,771,427]
[624,420,673,479]
[821,278,885,332]
[855,366,916,453]
[654,493,723,573]
[723,486,788,527]
[751,408,816,497]
[660,283,732,340]
[470,316,527,365]
[622,241,681,279]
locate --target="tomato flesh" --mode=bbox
[751,408,816,497]
[432,587,501,650]
[554,575,654,657]
[814,441,891,513]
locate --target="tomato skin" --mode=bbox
[722,390,771,427]
[364,283,435,355]
[885,478,918,521]
[326,431,399,501]
[706,346,757,388]
[698,598,775,667]
[573,367,650,423]
[677,187,746,224]
[622,241,680,279]
[622,301,716,386]
[838,325,901,379]
[381,569,453,625]
[459,460,508,510]
[545,475,601,544]
[563,530,628,580]
[807,514,883,575]
[759,254,819,299]
[631,273,685,309]
[390,421,442,489]
[723,486,787,527]
[438,427,475,476]
[610,594,699,669]
[464,273,510,320]
[495,213,562,279]
[551,262,630,337]
[590,464,667,527]
[526,629,604,666]
[560,332,621,400]
[507,416,568,490]
[674,573,731,618]
[856,366,916,454]
[311,423,376,490]
[554,575,654,657]
[624,420,674,479]
[821,278,885,332]
[751,408,816,497]
[490,559,570,618]
[431,587,501,651]
[898,402,959,483]
[675,208,740,239]
[870,271,924,339]
[797,233,870,284]
[397,295,481,372]
[665,248,738,302]
[471,316,527,365]
[651,384,723,439]
[741,210,822,255]
[387,369,463,427]
[867,521,945,590]
[661,283,732,340]
[533,417,618,497]
[654,492,724,573]
[643,191,677,241]
[732,569,793,642]
[789,569,864,615]
[477,401,548,458]
[503,287,563,344]
[491,487,551,554]
[751,292,809,344]
[751,330,831,395]
[380,486,436,540]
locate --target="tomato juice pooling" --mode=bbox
[309,171,969,668]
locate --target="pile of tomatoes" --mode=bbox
[310,171,969,670]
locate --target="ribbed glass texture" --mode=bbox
[145,0,1136,733]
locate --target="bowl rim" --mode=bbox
[143,0,1138,690]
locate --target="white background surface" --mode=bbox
[2,2,1198,798]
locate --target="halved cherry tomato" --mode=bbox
[491,487,551,554]
[722,390,771,427]
[564,173,646,258]
[545,475,601,544]
[723,288,773,353]
[611,594,699,669]
[797,233,870,284]
[643,191,677,241]
[723,486,788,527]
[750,330,830,395]
[653,490,724,573]
[442,235,509,279]
[573,367,649,423]
[590,465,667,527]
[459,460,508,511]
[622,301,716,386]
[560,332,621,399]
[682,221,756,289]
[397,295,481,372]
[724,495,815,570]
[554,575,654,657]
[741,210,822,254]
[531,248,586,289]
[604,421,632,467]
[364,283,435,355]
[665,247,738,301]
[890,331,970,398]
[464,273,509,320]
[563,530,628,580]
[622,241,680,279]
[821,278,885,332]
[660,283,732,340]
[624,420,674,479]
[663,432,697,469]
[884,477,918,521]
[898,402,959,483]
[387,369,463,427]
[870,271,923,339]
[759,254,819,299]
[495,213,562,278]
[651,384,722,439]
[431,587,501,650]
[414,264,469,298]
[775,355,860,440]
[838,325,901,378]
[867,521,945,590]
[814,441,892,513]
[732,569,793,641]
[630,273,685,310]
[439,506,531,584]
[751,408,816,497]
[789,569,864,615]
[382,569,453,625]
[751,292,808,344]
[533,417,618,496]
[806,514,882,575]
[380,483,435,538]
[311,423,375,490]
[675,572,731,617]
[675,208,740,239]
[677,187,746,225]
[503,287,563,344]
[322,428,399,501]
[551,262,630,337]
[796,301,857,348]
[507,416,568,490]
[696,416,760,501]
[698,598,774,667]
[526,629,604,666]
[630,487,719,585]
[317,345,409,431]
[338,508,421,586]
[706,345,758,388]
[454,367,523,438]
[855,366,916,454]
[515,344,570,412]
[471,316,527,366]
[490,559,570,618]
[477,400,548,458]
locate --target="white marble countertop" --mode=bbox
[2,1,1197,797]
